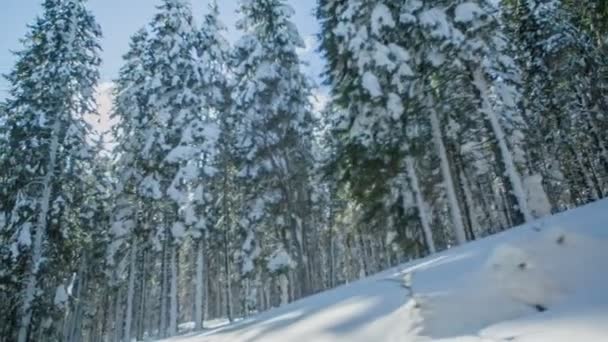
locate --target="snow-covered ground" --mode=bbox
[159,199,608,342]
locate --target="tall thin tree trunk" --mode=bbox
[460,171,480,238]
[65,256,86,342]
[278,274,289,306]
[17,120,61,342]
[288,271,295,303]
[223,226,233,322]
[194,238,205,330]
[168,244,178,336]
[574,148,599,201]
[124,238,137,342]
[220,172,234,323]
[263,279,270,310]
[113,288,123,342]
[100,290,111,342]
[159,242,168,338]
[204,253,209,321]
[136,248,147,341]
[428,103,467,245]
[405,157,436,253]
[472,67,533,222]
[328,226,336,289]
[356,232,367,279]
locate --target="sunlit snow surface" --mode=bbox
[159,199,608,342]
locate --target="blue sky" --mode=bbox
[0,0,325,100]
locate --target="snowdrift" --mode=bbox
[160,199,608,342]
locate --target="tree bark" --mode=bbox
[159,242,168,338]
[113,288,123,342]
[168,244,178,336]
[405,157,436,253]
[124,238,137,341]
[472,67,533,222]
[194,238,205,330]
[17,119,61,342]
[428,102,467,245]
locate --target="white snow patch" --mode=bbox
[371,4,396,36]
[54,285,69,308]
[419,8,452,39]
[171,222,186,239]
[267,249,295,273]
[166,146,198,163]
[454,3,484,23]
[387,93,404,119]
[18,223,32,247]
[139,175,163,200]
[524,174,552,218]
[296,35,316,56]
[362,72,382,98]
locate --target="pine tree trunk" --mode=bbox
[574,148,599,201]
[356,233,367,279]
[194,238,205,330]
[328,226,336,289]
[428,103,467,245]
[278,274,289,306]
[159,242,168,338]
[472,67,533,222]
[65,256,86,342]
[383,235,393,268]
[460,171,480,238]
[405,157,436,253]
[223,229,233,322]
[113,288,123,342]
[17,120,61,342]
[263,279,270,310]
[244,278,251,315]
[100,290,111,342]
[221,173,234,323]
[204,252,209,321]
[124,238,137,342]
[136,249,147,341]
[168,244,178,336]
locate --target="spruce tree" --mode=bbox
[318,0,445,250]
[232,0,316,307]
[504,0,608,207]
[0,0,102,340]
[112,0,222,337]
[190,0,231,330]
[194,1,242,319]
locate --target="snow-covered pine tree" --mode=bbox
[195,0,231,112]
[0,96,16,340]
[318,0,555,248]
[113,0,215,338]
[212,108,240,322]
[232,0,316,307]
[61,136,114,342]
[199,2,241,319]
[441,0,536,223]
[0,0,102,340]
[503,0,608,207]
[187,0,231,330]
[111,26,153,342]
[318,0,443,251]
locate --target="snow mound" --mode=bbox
[413,223,608,341]
[484,242,564,309]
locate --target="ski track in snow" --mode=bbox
[158,199,608,342]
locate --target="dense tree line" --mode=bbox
[0,0,605,341]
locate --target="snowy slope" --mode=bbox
[160,199,608,342]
